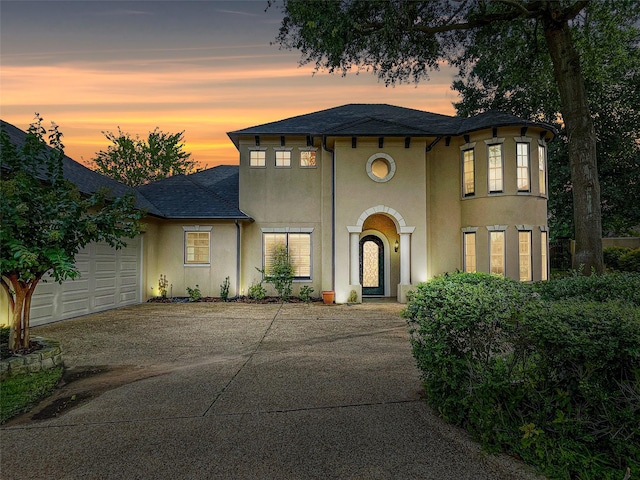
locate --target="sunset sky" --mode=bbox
[1,0,459,168]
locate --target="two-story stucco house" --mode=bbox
[1,104,555,327]
[228,103,554,303]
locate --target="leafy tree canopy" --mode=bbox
[452,2,640,238]
[273,0,635,272]
[0,116,143,350]
[91,127,199,187]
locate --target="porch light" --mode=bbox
[394,239,399,252]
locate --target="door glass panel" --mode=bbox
[362,241,379,287]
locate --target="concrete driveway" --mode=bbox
[0,302,542,479]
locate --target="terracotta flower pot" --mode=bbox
[321,290,335,305]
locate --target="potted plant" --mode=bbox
[321,290,335,304]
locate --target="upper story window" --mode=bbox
[275,149,292,167]
[538,143,547,195]
[250,149,266,168]
[300,149,317,168]
[487,143,504,193]
[184,227,212,265]
[366,153,396,183]
[462,148,475,196]
[516,142,530,192]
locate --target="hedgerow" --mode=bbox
[403,272,640,480]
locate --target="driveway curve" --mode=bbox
[0,302,543,479]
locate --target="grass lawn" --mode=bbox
[0,367,63,423]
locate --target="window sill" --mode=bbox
[184,264,211,267]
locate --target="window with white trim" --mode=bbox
[462,148,475,196]
[263,232,311,279]
[300,149,316,167]
[463,232,477,273]
[250,150,266,167]
[516,142,530,192]
[488,144,503,193]
[541,231,549,281]
[538,144,547,195]
[518,230,532,281]
[489,230,505,275]
[185,231,210,265]
[275,149,291,167]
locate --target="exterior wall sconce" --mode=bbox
[394,239,399,252]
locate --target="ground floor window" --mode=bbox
[263,232,311,279]
[518,230,532,281]
[463,232,477,273]
[489,231,505,275]
[541,230,548,281]
[184,230,211,265]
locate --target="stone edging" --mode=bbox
[0,337,64,380]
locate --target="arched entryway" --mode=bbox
[360,235,384,296]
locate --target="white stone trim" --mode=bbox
[366,153,396,183]
[261,227,314,233]
[461,226,479,233]
[356,205,407,232]
[486,225,508,231]
[484,137,505,145]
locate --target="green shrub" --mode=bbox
[404,272,640,479]
[220,276,230,302]
[619,248,640,273]
[603,246,630,270]
[186,285,201,302]
[299,285,314,303]
[247,282,266,300]
[258,244,294,302]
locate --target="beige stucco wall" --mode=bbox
[142,218,241,300]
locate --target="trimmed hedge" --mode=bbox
[404,272,640,480]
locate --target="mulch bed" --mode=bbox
[147,296,323,304]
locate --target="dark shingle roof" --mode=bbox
[135,166,248,219]
[1,120,161,216]
[227,104,555,147]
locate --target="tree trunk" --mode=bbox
[543,16,603,273]
[3,275,39,350]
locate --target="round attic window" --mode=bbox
[366,153,396,183]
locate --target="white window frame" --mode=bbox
[183,226,212,266]
[538,141,547,196]
[366,153,396,183]
[462,227,478,273]
[249,148,267,168]
[298,147,318,168]
[487,225,507,276]
[517,227,533,282]
[485,138,505,193]
[262,228,313,280]
[461,144,476,197]
[541,228,549,281]
[275,148,292,168]
[515,138,531,192]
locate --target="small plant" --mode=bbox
[186,285,201,302]
[258,244,295,302]
[248,281,266,300]
[220,276,230,302]
[158,274,169,299]
[348,289,358,303]
[299,285,314,303]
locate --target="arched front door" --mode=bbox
[360,235,384,296]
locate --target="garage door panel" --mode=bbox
[29,236,141,326]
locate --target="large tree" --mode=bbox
[274,0,620,273]
[91,127,198,187]
[1,117,143,351]
[451,2,640,239]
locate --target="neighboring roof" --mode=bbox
[1,120,162,216]
[135,166,249,219]
[227,104,556,147]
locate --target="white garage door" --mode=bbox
[29,236,142,327]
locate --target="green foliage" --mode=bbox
[247,282,266,301]
[186,284,201,302]
[158,274,169,299]
[1,367,63,423]
[403,272,640,479]
[220,277,230,302]
[298,285,314,303]
[619,248,640,273]
[1,115,142,350]
[258,244,295,302]
[603,247,631,271]
[348,289,358,303]
[91,127,199,186]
